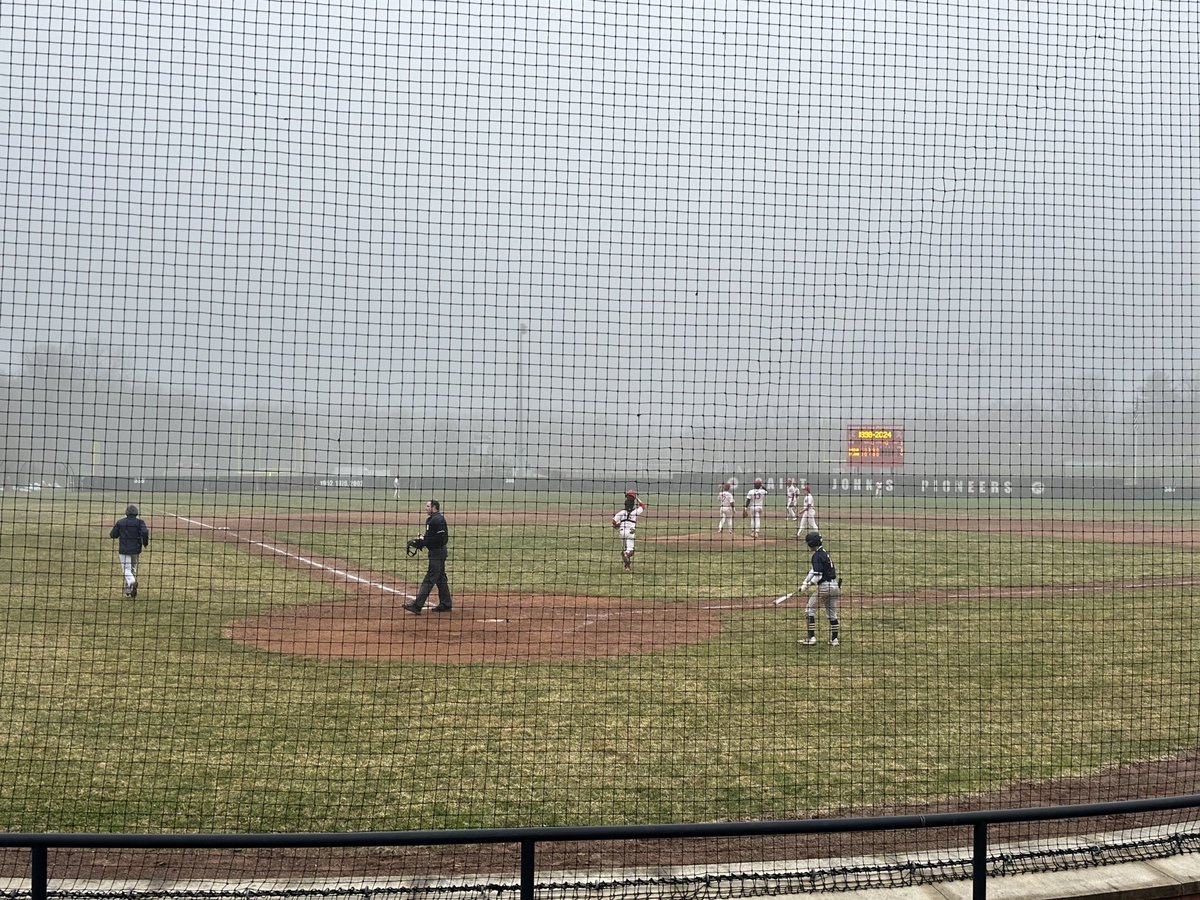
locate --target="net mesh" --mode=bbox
[3,0,1200,894]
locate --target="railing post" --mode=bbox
[520,837,536,900]
[31,845,47,900]
[973,821,988,900]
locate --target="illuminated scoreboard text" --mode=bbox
[846,425,905,467]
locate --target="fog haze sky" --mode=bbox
[3,0,1198,426]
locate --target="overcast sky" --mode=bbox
[2,0,1198,426]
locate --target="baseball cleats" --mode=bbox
[829,638,840,646]
[403,601,422,615]
[129,580,138,599]
[430,604,452,612]
[802,636,817,645]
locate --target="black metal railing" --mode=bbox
[7,794,1200,900]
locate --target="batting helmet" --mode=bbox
[754,478,764,486]
[126,504,139,517]
[625,489,638,497]
[804,532,823,548]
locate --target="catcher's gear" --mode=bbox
[406,538,422,557]
[805,532,823,548]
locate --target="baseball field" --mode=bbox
[2,489,1198,836]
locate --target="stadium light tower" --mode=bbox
[516,322,529,477]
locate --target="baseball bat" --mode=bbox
[773,592,794,605]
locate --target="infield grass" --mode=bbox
[0,489,1198,832]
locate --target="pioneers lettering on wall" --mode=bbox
[825,477,1047,496]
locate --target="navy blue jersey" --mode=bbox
[810,547,836,583]
[110,515,150,556]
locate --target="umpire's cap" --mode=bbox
[804,532,823,548]
[126,504,139,517]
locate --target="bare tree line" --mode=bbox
[1,346,1192,484]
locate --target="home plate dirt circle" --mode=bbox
[226,593,726,663]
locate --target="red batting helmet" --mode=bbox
[754,478,763,486]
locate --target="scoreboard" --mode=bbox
[847,425,905,467]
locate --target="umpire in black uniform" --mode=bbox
[403,499,452,614]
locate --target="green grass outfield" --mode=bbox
[1,489,1198,833]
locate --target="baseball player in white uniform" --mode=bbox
[612,489,647,570]
[796,480,818,537]
[717,482,735,532]
[785,478,800,520]
[743,478,768,538]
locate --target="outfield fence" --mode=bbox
[7,795,1200,900]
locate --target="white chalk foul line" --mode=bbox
[170,514,415,599]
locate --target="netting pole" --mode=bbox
[520,838,536,900]
[973,822,988,899]
[30,845,47,900]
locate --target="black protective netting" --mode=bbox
[3,0,1200,894]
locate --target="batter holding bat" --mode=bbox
[797,532,840,645]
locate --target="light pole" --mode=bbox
[1132,395,1142,487]
[516,322,529,477]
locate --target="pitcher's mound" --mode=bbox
[226,594,725,663]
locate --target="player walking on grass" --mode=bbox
[403,499,452,614]
[716,482,735,532]
[109,504,149,598]
[612,489,647,570]
[785,478,800,521]
[743,478,767,538]
[795,481,818,537]
[799,532,840,645]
